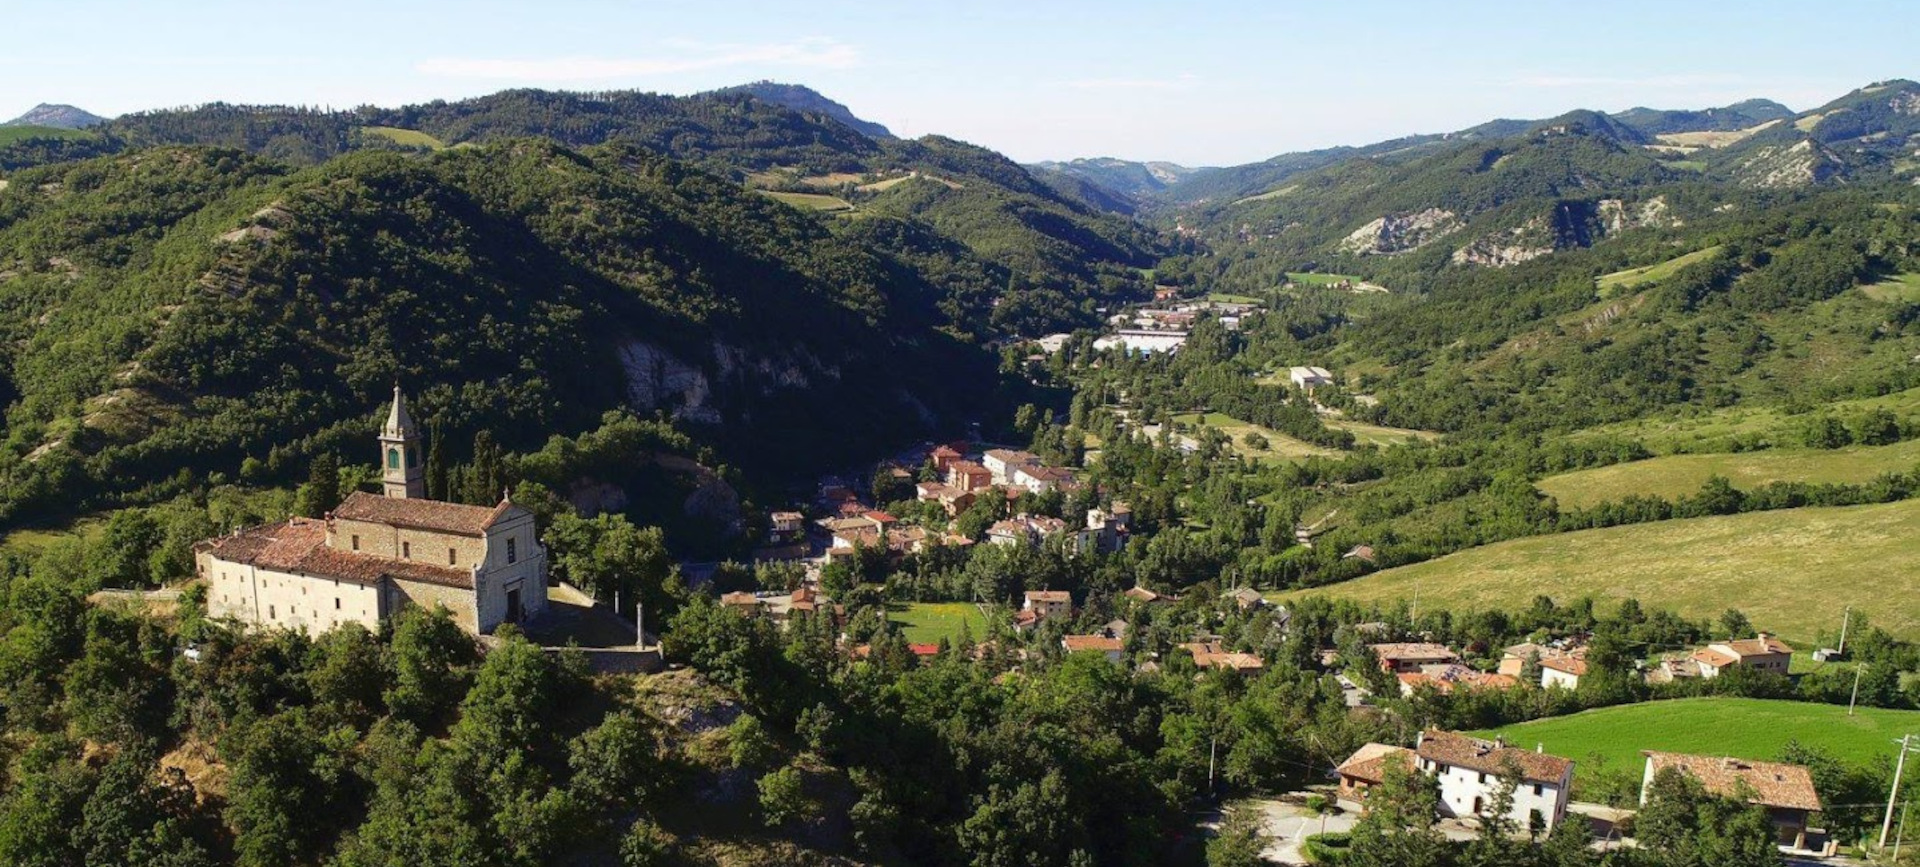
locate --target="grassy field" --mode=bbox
[1206,293,1265,305]
[1285,499,1920,640]
[1325,417,1442,448]
[888,602,987,645]
[759,191,855,213]
[1537,438,1920,509]
[1286,272,1363,286]
[361,126,447,149]
[1472,698,1920,772]
[0,125,94,146]
[1570,385,1920,455]
[1172,412,1338,462]
[1861,272,1920,303]
[1595,245,1723,293]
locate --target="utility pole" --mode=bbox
[1850,664,1865,716]
[1839,606,1852,656]
[636,600,645,650]
[1883,734,1916,850]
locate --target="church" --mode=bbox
[195,387,550,635]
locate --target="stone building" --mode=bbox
[195,387,550,635]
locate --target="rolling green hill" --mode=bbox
[1286,500,1920,639]
[1473,698,1920,773]
[1538,439,1920,509]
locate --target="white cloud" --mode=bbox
[1063,74,1199,92]
[416,37,859,81]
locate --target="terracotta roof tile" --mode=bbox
[200,518,472,589]
[1418,729,1573,785]
[1644,752,1822,812]
[332,491,510,537]
[1062,634,1123,653]
[1337,743,1416,784]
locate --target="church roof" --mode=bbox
[198,517,473,589]
[332,491,513,537]
[383,386,416,438]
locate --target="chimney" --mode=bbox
[1537,743,1544,754]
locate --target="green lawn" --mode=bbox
[1595,246,1723,294]
[1325,417,1442,448]
[0,125,95,146]
[361,126,447,149]
[1538,438,1920,509]
[1285,499,1920,640]
[1472,698,1920,773]
[759,191,855,212]
[888,602,987,645]
[1861,272,1920,303]
[1172,412,1338,462]
[1570,385,1920,455]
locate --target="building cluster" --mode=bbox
[1335,731,1826,852]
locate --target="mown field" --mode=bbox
[1171,412,1338,462]
[759,190,855,212]
[1286,500,1920,640]
[361,126,447,149]
[1472,697,1920,773]
[1571,385,1920,455]
[888,602,987,645]
[0,124,95,146]
[1861,272,1920,303]
[1595,245,1723,294]
[1324,417,1442,448]
[1538,438,1920,509]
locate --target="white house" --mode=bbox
[982,449,1042,485]
[1288,366,1333,390]
[1023,589,1072,619]
[1540,654,1588,689]
[1414,730,1574,832]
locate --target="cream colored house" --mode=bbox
[196,388,549,635]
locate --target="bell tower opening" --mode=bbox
[379,385,426,499]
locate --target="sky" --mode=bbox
[5,0,1911,166]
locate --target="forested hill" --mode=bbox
[704,80,895,139]
[0,141,1030,525]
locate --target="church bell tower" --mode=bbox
[380,386,425,499]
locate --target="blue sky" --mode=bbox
[6,0,1910,165]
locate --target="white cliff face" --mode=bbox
[1339,208,1461,255]
[616,338,845,425]
[1735,140,1842,188]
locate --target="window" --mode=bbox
[387,448,400,469]
[507,538,517,564]
[268,605,276,619]
[449,548,457,565]
[351,535,360,551]
[1533,784,1543,797]
[335,598,341,610]
[1478,772,1487,784]
[402,541,411,559]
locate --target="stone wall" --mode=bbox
[199,551,384,633]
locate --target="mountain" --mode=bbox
[1611,98,1794,135]
[705,80,894,139]
[1027,157,1201,199]
[2,103,106,129]
[0,141,1027,524]
[1707,79,1920,187]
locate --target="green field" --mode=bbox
[1206,293,1265,305]
[1325,417,1442,448]
[1571,385,1920,455]
[361,126,447,149]
[1286,499,1920,639]
[1595,245,1723,294]
[1473,698,1920,773]
[1538,438,1920,509]
[1172,412,1338,462]
[888,602,987,645]
[759,191,855,212]
[1286,272,1364,286]
[1861,272,1920,303]
[0,125,94,146]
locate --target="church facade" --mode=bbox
[195,388,550,635]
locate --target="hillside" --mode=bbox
[0,141,1024,525]
[1537,439,1920,509]
[2,103,106,129]
[1285,500,1920,639]
[1474,698,1920,774]
[707,80,894,139]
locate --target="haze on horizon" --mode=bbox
[7,0,1910,166]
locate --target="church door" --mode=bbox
[506,588,523,624]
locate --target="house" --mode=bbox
[1641,752,1822,850]
[1369,642,1460,673]
[1396,664,1519,696]
[1061,634,1124,663]
[1497,643,1589,689]
[1690,634,1794,678]
[946,460,993,492]
[1646,655,1705,684]
[1012,607,1046,632]
[1012,464,1077,494]
[929,445,964,473]
[988,514,1070,548]
[720,591,764,615]
[1023,589,1073,619]
[1539,655,1588,690]
[1288,366,1334,390]
[1335,743,1415,802]
[1416,730,1575,832]
[1226,587,1266,611]
[983,449,1042,485]
[769,511,805,539]
[1181,641,1265,673]
[1121,586,1174,606]
[197,388,548,636]
[916,480,977,516]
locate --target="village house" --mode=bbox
[1398,664,1520,696]
[1061,634,1125,663]
[987,514,1070,548]
[1121,586,1175,606]
[915,480,977,516]
[1335,743,1415,802]
[1180,641,1265,673]
[1288,366,1334,390]
[945,460,993,493]
[768,511,805,542]
[1011,464,1077,495]
[1641,752,1823,851]
[1497,642,1590,689]
[1539,655,1588,689]
[1369,642,1460,673]
[929,444,964,473]
[1226,587,1267,611]
[1023,589,1073,620]
[982,449,1043,485]
[1416,730,1575,832]
[196,388,549,636]
[1689,634,1794,678]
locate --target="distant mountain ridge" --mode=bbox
[705,80,894,139]
[2,103,106,129]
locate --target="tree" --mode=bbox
[1637,767,1781,867]
[297,452,341,518]
[384,606,477,727]
[1240,431,1269,451]
[570,712,662,814]
[1719,608,1753,640]
[757,767,810,828]
[1206,807,1265,867]
[427,418,450,501]
[618,818,672,867]
[226,710,349,867]
[1348,759,1449,867]
[544,512,675,615]
[305,623,387,727]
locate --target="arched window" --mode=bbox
[387,447,400,469]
